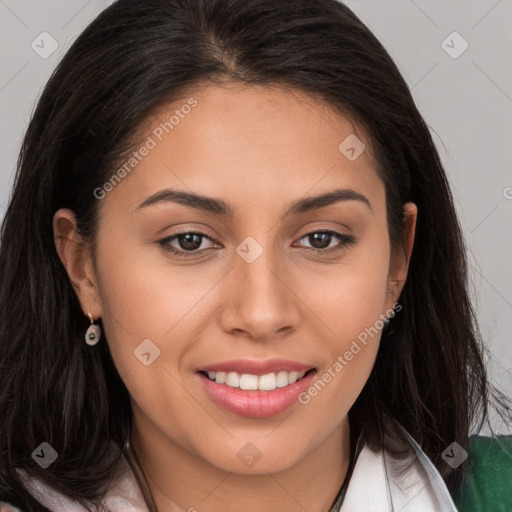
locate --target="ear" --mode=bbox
[53,208,103,321]
[385,202,417,310]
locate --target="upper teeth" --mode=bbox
[206,370,306,390]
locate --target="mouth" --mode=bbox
[196,361,317,418]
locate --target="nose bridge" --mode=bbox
[236,232,283,301]
[224,232,297,338]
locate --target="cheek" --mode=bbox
[296,271,386,425]
[93,244,210,437]
[295,236,390,406]
[298,241,391,345]
[95,256,207,372]
[306,270,388,337]
[95,218,217,328]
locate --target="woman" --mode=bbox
[0,0,510,511]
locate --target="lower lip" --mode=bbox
[197,370,316,418]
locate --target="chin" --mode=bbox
[197,436,311,475]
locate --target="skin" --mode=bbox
[54,82,417,512]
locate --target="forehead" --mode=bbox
[99,83,384,216]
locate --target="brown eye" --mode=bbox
[174,233,203,251]
[158,231,217,257]
[307,232,332,249]
[296,231,357,254]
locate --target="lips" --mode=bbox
[197,359,317,418]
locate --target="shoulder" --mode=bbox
[3,453,149,512]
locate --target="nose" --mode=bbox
[219,239,301,342]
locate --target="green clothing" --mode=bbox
[451,435,512,511]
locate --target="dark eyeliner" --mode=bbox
[157,229,357,258]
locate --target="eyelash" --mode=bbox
[157,229,357,258]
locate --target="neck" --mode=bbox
[130,410,351,512]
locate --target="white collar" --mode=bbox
[336,424,458,511]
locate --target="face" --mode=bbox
[55,83,416,476]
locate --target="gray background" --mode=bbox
[1,1,511,428]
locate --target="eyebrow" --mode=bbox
[135,187,372,217]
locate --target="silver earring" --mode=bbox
[85,313,101,346]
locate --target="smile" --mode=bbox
[197,360,317,418]
[202,370,311,390]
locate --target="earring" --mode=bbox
[85,313,101,346]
